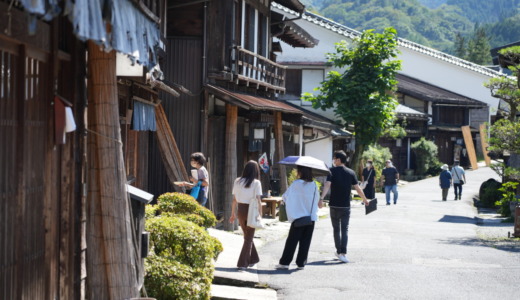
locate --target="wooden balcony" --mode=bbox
[231,46,286,94]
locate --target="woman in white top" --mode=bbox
[229,160,263,270]
[276,166,320,270]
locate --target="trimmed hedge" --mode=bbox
[144,193,222,300]
[157,192,217,228]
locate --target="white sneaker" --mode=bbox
[275,264,289,270]
[339,254,349,263]
[335,252,341,260]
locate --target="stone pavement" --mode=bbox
[210,163,520,299]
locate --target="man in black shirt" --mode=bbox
[380,160,399,205]
[319,151,369,263]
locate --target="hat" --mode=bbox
[441,164,449,170]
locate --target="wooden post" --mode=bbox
[461,125,478,170]
[86,41,138,299]
[274,112,287,193]
[224,104,238,231]
[479,123,491,166]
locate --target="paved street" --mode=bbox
[257,166,520,300]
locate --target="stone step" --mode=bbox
[211,284,277,300]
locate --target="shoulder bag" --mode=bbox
[247,196,264,229]
[453,167,465,185]
[293,183,317,228]
[359,168,373,189]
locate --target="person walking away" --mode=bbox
[319,151,369,263]
[229,161,263,270]
[189,152,210,206]
[451,160,466,200]
[439,164,452,201]
[361,160,376,200]
[276,166,319,270]
[381,160,399,205]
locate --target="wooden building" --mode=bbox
[394,74,488,169]
[0,0,167,299]
[156,0,325,230]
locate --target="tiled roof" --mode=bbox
[205,85,302,114]
[272,3,504,78]
[396,74,487,107]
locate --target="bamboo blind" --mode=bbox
[86,42,138,299]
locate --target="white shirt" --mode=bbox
[451,166,465,183]
[283,180,320,222]
[232,178,262,204]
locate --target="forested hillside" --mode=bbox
[298,0,520,57]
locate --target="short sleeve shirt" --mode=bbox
[197,166,209,198]
[232,178,262,204]
[451,166,465,183]
[326,166,358,207]
[382,167,399,186]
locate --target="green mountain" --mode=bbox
[301,0,520,54]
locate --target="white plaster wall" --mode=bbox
[275,15,499,119]
[399,47,499,117]
[304,137,333,168]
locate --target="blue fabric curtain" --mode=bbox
[19,0,161,70]
[132,101,157,131]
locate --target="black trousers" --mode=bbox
[279,221,315,267]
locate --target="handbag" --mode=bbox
[453,167,465,185]
[247,197,264,229]
[278,202,288,222]
[190,181,201,199]
[292,183,317,228]
[359,169,373,189]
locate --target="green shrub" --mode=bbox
[495,182,520,217]
[145,216,222,300]
[145,254,210,300]
[361,144,392,178]
[479,178,502,208]
[157,192,216,228]
[411,138,440,176]
[144,193,223,300]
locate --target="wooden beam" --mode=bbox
[224,104,238,231]
[461,125,478,170]
[155,104,190,187]
[479,123,491,167]
[274,111,288,193]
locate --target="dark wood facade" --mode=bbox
[157,0,307,230]
[0,4,87,299]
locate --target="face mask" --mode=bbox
[331,159,336,167]
[366,163,371,168]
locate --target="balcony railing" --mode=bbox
[231,46,286,93]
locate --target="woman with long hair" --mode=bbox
[229,160,263,270]
[276,166,319,270]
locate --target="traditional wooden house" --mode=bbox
[154,0,331,230]
[0,0,167,299]
[272,4,496,172]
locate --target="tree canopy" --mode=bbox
[304,27,401,169]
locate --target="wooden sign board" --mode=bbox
[461,126,478,170]
[479,123,491,166]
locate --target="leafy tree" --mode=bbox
[411,137,440,175]
[453,32,466,59]
[484,46,520,121]
[304,27,401,170]
[466,26,492,65]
